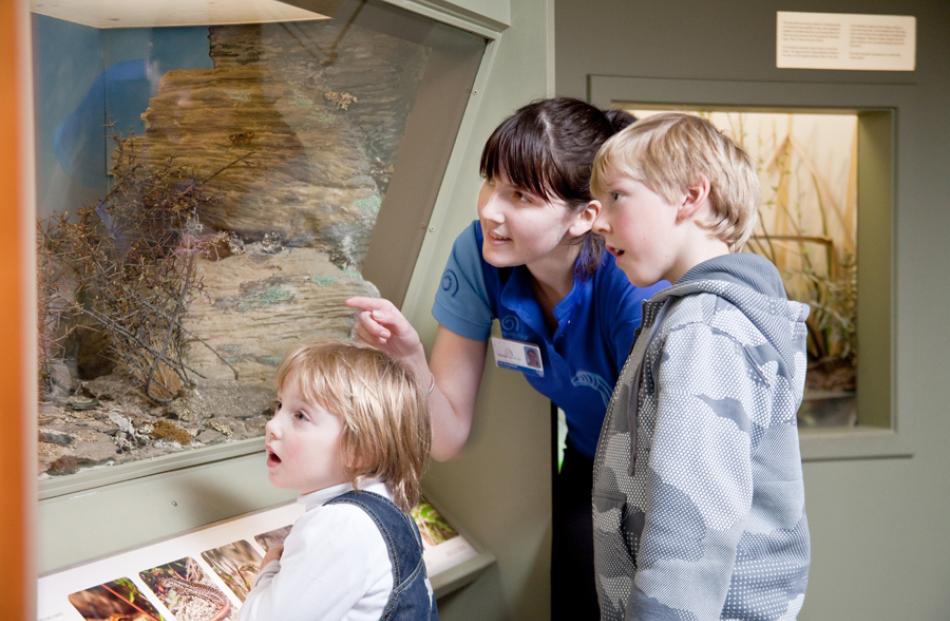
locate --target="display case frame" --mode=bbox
[36,0,486,502]
[589,74,911,462]
[36,0,510,577]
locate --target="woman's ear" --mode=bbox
[676,175,711,223]
[569,200,602,237]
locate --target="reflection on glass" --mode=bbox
[632,109,859,427]
[34,0,484,477]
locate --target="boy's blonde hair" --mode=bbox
[276,342,430,512]
[591,112,759,251]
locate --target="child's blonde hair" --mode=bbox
[591,112,759,251]
[276,342,431,512]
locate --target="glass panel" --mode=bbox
[33,0,485,478]
[631,109,859,428]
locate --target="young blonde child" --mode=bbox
[239,342,438,621]
[589,112,810,620]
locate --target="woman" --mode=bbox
[348,97,667,619]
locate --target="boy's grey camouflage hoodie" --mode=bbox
[592,253,811,620]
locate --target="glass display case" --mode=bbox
[29,2,558,617]
[590,74,899,462]
[32,0,516,599]
[33,0,485,490]
[631,108,860,428]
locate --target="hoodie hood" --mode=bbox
[645,253,810,377]
[678,252,788,299]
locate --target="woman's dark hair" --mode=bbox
[479,97,635,277]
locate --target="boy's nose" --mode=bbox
[593,212,610,234]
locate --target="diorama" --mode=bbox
[38,495,479,620]
[631,109,860,427]
[32,0,484,480]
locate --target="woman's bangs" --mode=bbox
[480,122,555,201]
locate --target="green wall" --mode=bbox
[555,0,950,618]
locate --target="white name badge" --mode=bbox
[491,336,544,377]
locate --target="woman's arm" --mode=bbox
[347,297,487,460]
[428,326,487,459]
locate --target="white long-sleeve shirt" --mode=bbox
[239,479,396,621]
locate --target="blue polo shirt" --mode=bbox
[432,221,668,459]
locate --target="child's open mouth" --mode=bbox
[266,448,282,467]
[606,244,625,257]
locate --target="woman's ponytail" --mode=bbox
[604,108,637,134]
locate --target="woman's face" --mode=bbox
[477,173,586,270]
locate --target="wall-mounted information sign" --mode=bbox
[777,11,916,71]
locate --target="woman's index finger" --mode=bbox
[345,295,385,310]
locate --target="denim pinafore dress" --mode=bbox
[327,490,439,620]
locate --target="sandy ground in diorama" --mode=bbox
[38,242,378,476]
[38,377,273,476]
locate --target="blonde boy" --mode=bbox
[589,112,810,620]
[240,342,438,621]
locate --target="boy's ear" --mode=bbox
[569,200,601,236]
[676,175,711,223]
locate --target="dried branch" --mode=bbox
[37,135,244,403]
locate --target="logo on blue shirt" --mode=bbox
[441,270,460,297]
[500,314,521,333]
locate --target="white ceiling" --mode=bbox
[31,0,329,29]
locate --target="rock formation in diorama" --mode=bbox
[37,20,429,475]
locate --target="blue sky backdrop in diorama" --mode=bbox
[33,14,211,218]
